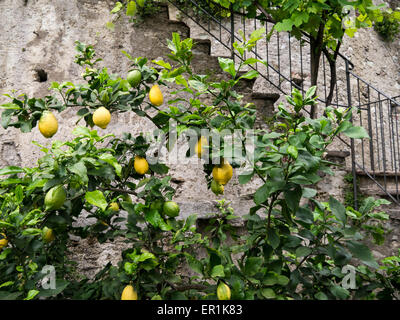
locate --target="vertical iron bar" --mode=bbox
[300,41,304,94]
[357,78,365,170]
[277,32,281,88]
[230,5,234,61]
[378,93,388,191]
[322,54,327,104]
[366,86,375,173]
[288,33,292,92]
[346,62,358,210]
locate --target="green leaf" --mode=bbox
[284,185,302,212]
[85,190,108,211]
[315,292,328,300]
[254,183,270,205]
[218,57,236,77]
[0,166,24,176]
[329,196,347,225]
[329,285,350,299]
[68,161,88,184]
[211,265,225,278]
[126,1,137,16]
[0,281,13,289]
[244,257,263,276]
[342,126,369,139]
[346,240,378,269]
[295,246,311,257]
[24,290,39,300]
[239,70,259,80]
[261,288,276,299]
[111,1,123,13]
[302,187,317,198]
[186,255,203,275]
[37,280,70,298]
[145,209,172,231]
[99,154,122,177]
[287,145,298,159]
[238,171,254,184]
[274,19,294,32]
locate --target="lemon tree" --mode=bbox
[0,31,398,301]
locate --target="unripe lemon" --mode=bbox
[42,227,55,243]
[163,201,180,218]
[217,282,231,300]
[38,111,58,138]
[0,233,8,250]
[149,85,163,106]
[212,159,233,185]
[121,285,138,300]
[127,70,142,87]
[134,156,149,175]
[92,106,111,129]
[109,202,119,211]
[211,179,224,195]
[44,185,67,211]
[195,136,208,158]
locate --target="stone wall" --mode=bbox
[1,0,399,278]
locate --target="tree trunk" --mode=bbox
[309,23,325,119]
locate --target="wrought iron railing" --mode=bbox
[167,0,400,209]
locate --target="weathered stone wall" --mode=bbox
[1,0,399,278]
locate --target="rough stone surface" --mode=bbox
[1,0,400,278]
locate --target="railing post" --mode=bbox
[346,60,358,210]
[230,5,234,62]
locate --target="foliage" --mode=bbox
[374,10,400,41]
[0,30,398,300]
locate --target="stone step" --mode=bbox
[192,39,211,55]
[357,170,400,198]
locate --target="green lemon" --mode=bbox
[163,201,180,218]
[42,227,55,243]
[127,70,142,87]
[44,185,66,211]
[211,179,224,195]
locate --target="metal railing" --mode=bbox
[167,0,400,208]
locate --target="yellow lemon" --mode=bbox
[217,282,231,300]
[121,285,138,300]
[195,136,208,158]
[0,233,8,250]
[149,85,163,106]
[42,227,55,243]
[38,111,58,138]
[109,202,119,211]
[134,156,149,175]
[211,179,224,195]
[92,106,111,129]
[212,159,233,185]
